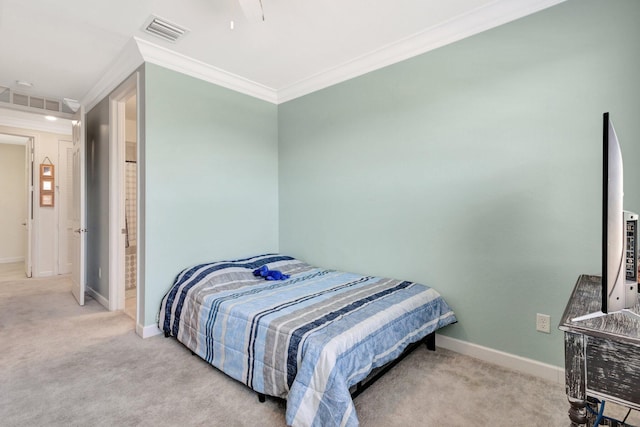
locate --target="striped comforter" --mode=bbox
[159,254,456,427]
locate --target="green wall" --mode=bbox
[277,0,640,366]
[143,63,279,326]
[139,0,640,366]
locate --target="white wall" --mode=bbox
[0,123,73,277]
[126,118,136,143]
[0,143,26,263]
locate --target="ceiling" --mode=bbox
[0,0,565,107]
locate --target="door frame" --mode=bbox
[0,132,33,277]
[108,72,139,318]
[25,136,33,278]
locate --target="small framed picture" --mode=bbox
[42,179,53,192]
[39,162,55,207]
[41,164,54,177]
[40,193,54,207]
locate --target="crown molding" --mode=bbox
[81,38,145,112]
[276,0,566,103]
[79,0,565,107]
[134,37,279,104]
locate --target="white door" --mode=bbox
[71,109,86,305]
[58,140,73,274]
[24,137,33,278]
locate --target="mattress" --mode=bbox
[159,254,456,426]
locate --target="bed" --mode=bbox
[159,254,456,427]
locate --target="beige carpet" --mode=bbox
[0,269,635,426]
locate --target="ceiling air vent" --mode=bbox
[144,16,188,42]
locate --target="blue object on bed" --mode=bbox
[253,264,290,280]
[159,254,456,427]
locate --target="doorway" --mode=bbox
[108,73,139,327]
[0,133,32,278]
[123,94,137,321]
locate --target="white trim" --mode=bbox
[0,108,73,134]
[0,257,24,264]
[81,39,144,112]
[134,37,278,104]
[138,323,162,339]
[277,0,566,103]
[25,136,34,278]
[436,334,565,385]
[36,270,54,277]
[86,286,109,310]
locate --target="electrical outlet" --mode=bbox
[536,313,551,333]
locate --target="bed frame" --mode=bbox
[166,330,436,404]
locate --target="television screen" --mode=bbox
[602,112,638,313]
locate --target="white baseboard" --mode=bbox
[138,323,162,339]
[436,334,565,385]
[86,287,109,310]
[0,256,24,264]
[35,270,54,278]
[131,326,563,383]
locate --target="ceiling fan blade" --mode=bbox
[237,0,265,22]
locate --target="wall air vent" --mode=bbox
[144,16,188,43]
[13,92,29,107]
[29,96,45,109]
[46,99,60,112]
[0,86,77,119]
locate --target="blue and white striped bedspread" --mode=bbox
[159,254,456,427]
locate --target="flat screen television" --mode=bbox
[602,112,638,314]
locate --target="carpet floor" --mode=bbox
[1,270,637,426]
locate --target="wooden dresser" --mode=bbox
[560,275,640,426]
